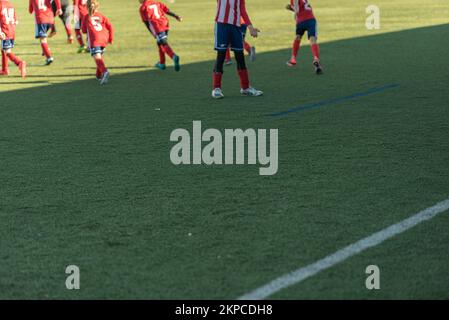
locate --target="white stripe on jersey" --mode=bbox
[216,0,242,26]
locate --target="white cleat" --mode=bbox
[212,88,224,99]
[240,86,263,97]
[249,47,256,62]
[100,70,110,85]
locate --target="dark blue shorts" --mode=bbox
[214,22,244,51]
[296,18,318,39]
[155,31,168,45]
[240,24,248,38]
[35,23,53,38]
[90,46,105,56]
[1,39,14,50]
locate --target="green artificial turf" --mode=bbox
[0,0,448,299]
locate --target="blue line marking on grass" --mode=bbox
[268,84,400,117]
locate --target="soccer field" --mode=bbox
[1,0,449,299]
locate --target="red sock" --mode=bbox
[65,24,72,37]
[96,67,102,79]
[1,51,8,71]
[158,46,166,64]
[7,52,21,66]
[244,41,251,54]
[292,38,301,58]
[237,69,250,90]
[95,57,107,74]
[225,48,231,61]
[161,44,175,59]
[75,29,84,46]
[213,72,222,89]
[311,43,320,61]
[41,42,51,58]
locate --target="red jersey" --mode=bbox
[139,0,170,34]
[81,12,113,48]
[215,0,251,27]
[291,0,315,23]
[0,0,18,39]
[74,0,88,17]
[29,0,60,24]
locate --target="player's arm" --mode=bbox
[81,15,87,34]
[54,0,62,15]
[240,0,260,38]
[105,18,114,44]
[285,3,294,12]
[0,25,4,40]
[166,10,182,22]
[29,0,34,14]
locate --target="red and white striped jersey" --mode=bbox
[215,0,251,27]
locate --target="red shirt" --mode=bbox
[74,0,88,17]
[0,0,18,39]
[139,0,170,34]
[29,0,61,24]
[291,0,315,23]
[215,0,252,27]
[81,12,113,48]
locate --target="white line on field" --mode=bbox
[239,198,449,300]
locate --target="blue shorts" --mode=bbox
[35,23,53,38]
[296,18,318,39]
[90,46,105,56]
[155,31,168,45]
[240,24,248,38]
[1,39,14,50]
[214,22,244,51]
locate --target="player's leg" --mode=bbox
[155,43,167,70]
[307,19,322,74]
[287,30,303,67]
[4,44,26,78]
[61,6,73,43]
[158,33,180,71]
[74,13,87,52]
[225,47,232,65]
[212,50,226,98]
[231,26,262,97]
[1,45,9,75]
[241,24,255,61]
[212,23,229,98]
[49,1,58,37]
[35,24,53,65]
[92,49,109,85]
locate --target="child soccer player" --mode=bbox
[29,0,62,65]
[81,0,113,85]
[225,17,255,65]
[74,0,88,52]
[139,0,181,71]
[285,0,322,74]
[212,0,262,99]
[0,0,26,77]
[49,0,74,43]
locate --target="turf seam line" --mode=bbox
[238,198,449,300]
[268,84,400,117]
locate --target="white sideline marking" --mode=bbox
[239,198,449,300]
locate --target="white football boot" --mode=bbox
[240,86,263,97]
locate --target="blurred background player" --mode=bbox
[29,0,62,65]
[82,0,113,85]
[285,0,322,74]
[74,0,88,52]
[212,0,262,99]
[225,16,256,65]
[49,0,74,44]
[139,0,181,72]
[0,0,26,77]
